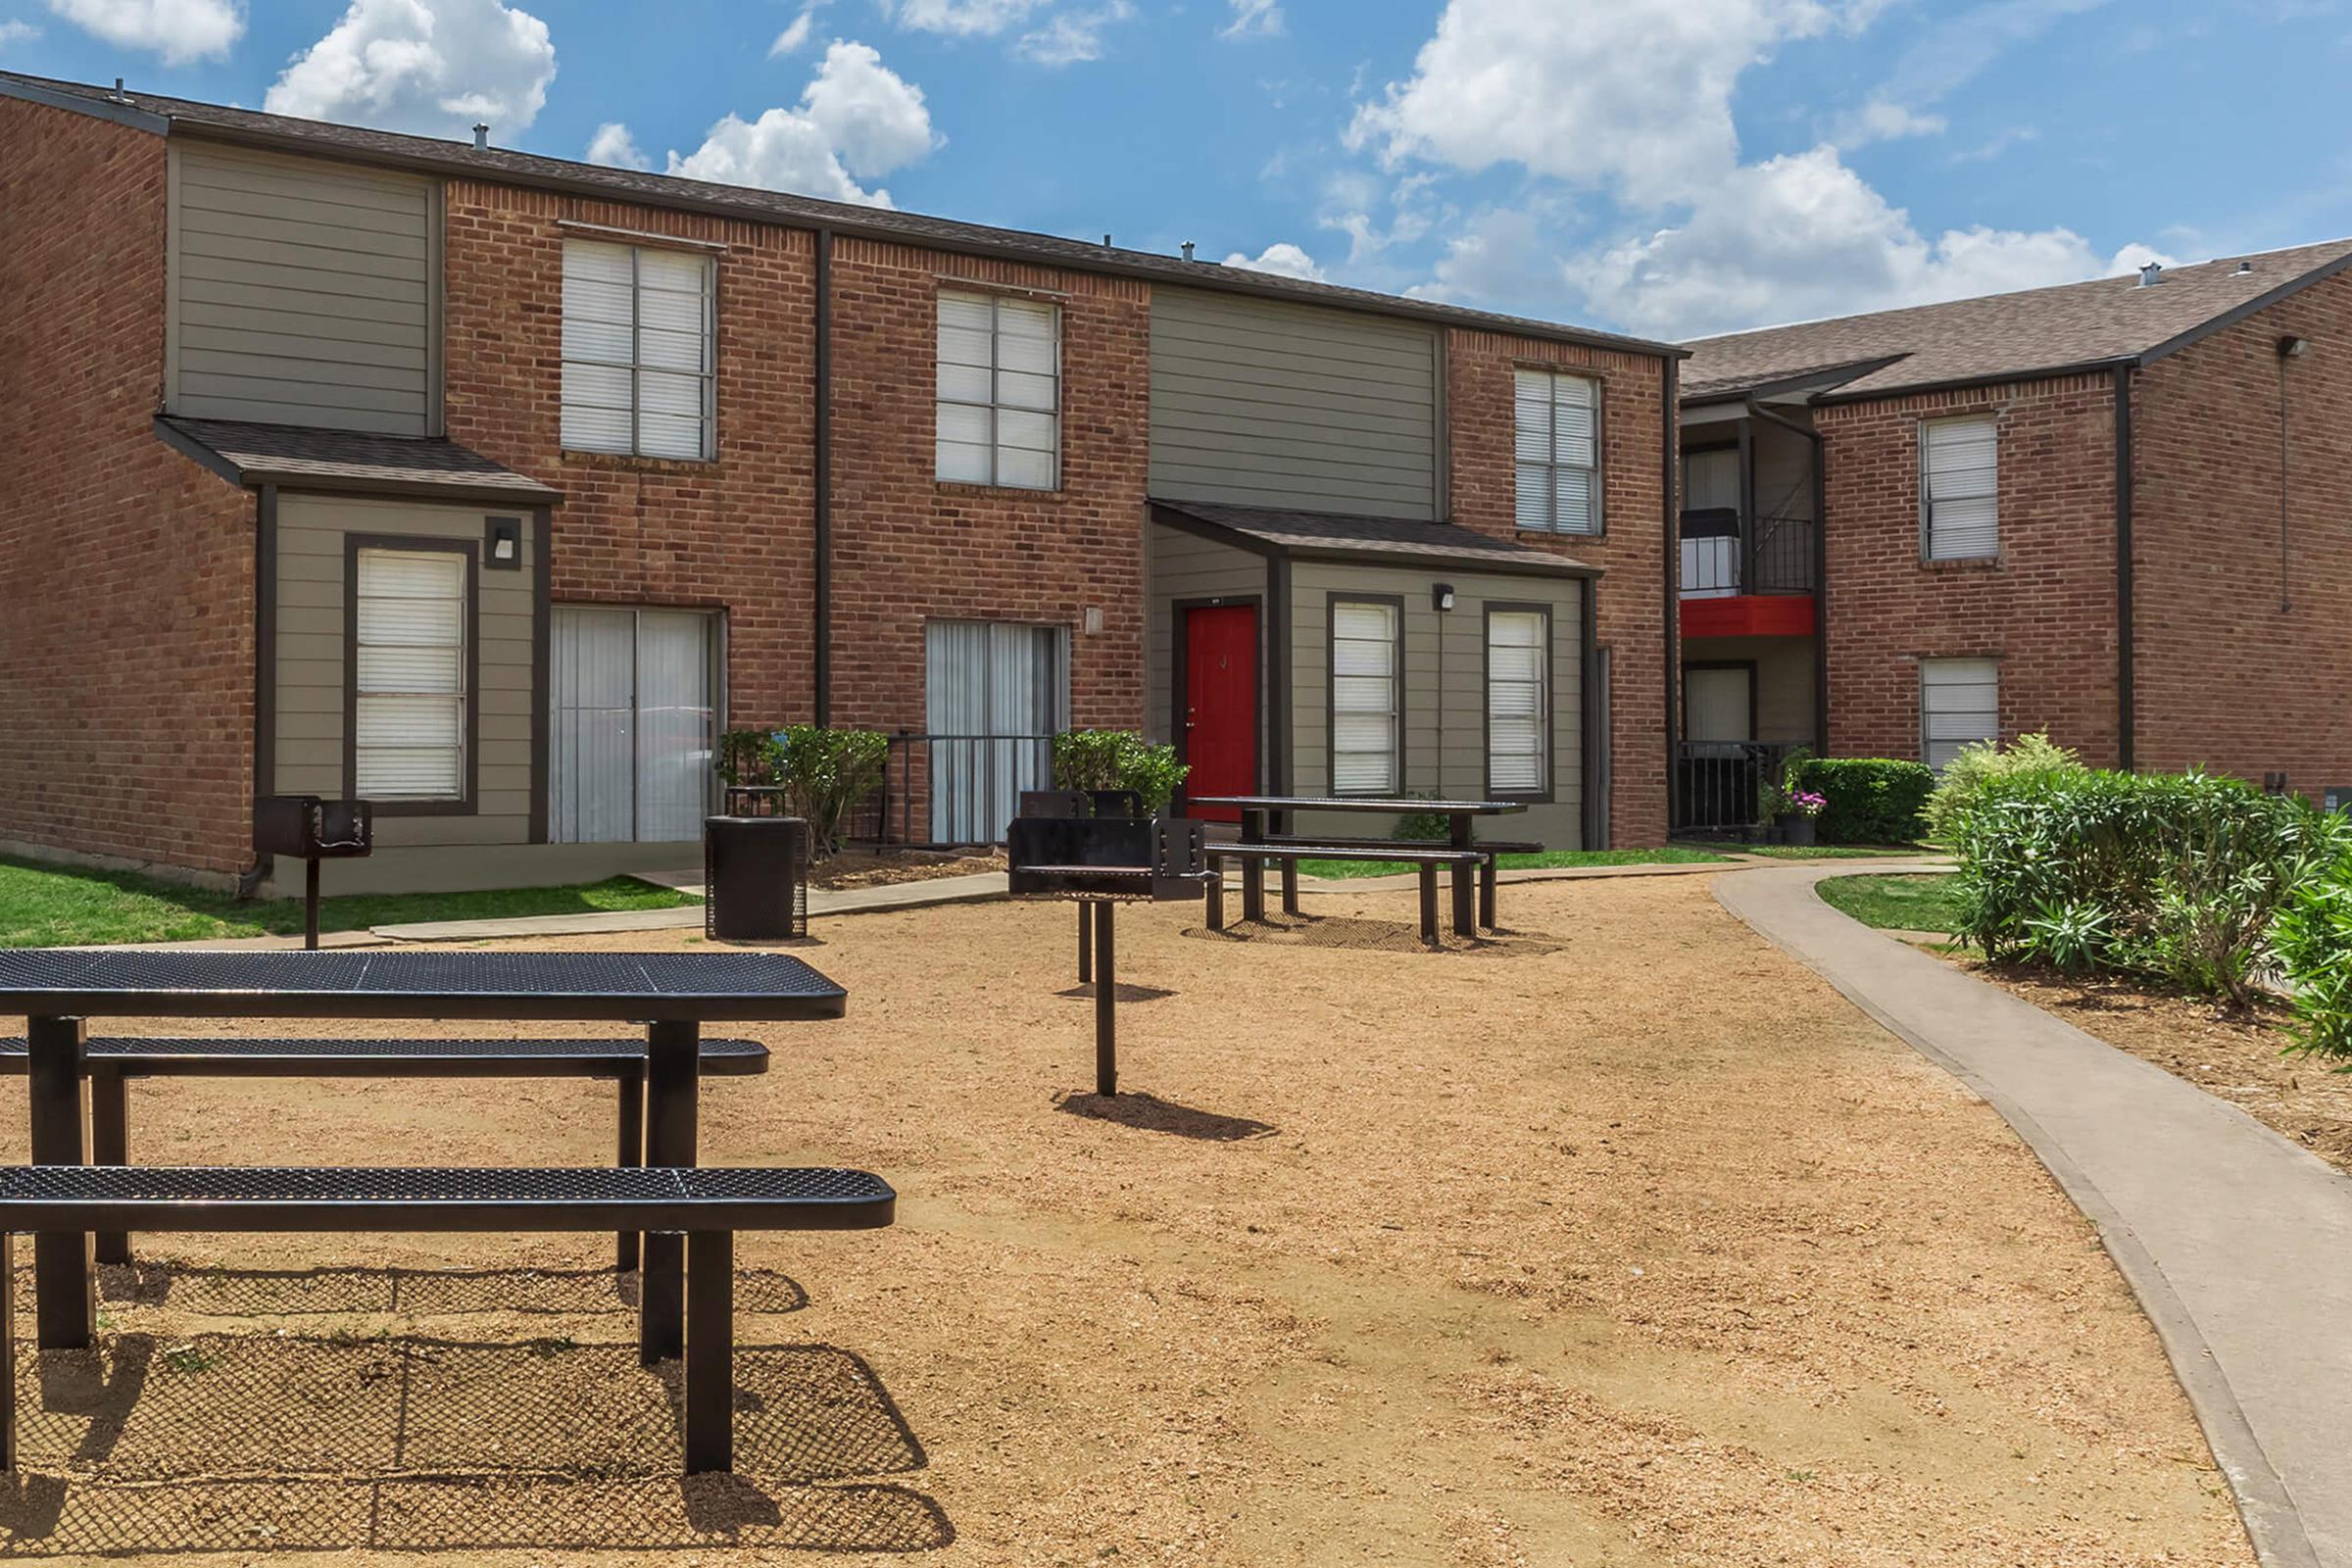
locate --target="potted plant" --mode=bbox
[1783,788,1826,846]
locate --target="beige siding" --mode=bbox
[1150,288,1441,520]
[171,142,438,435]
[274,494,538,850]
[1144,521,1268,756]
[1288,562,1586,849]
[1685,635,1817,747]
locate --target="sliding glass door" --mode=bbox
[551,607,718,843]
[923,619,1068,843]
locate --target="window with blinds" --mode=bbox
[354,549,467,800]
[1920,658,1999,770]
[936,289,1060,490]
[561,239,715,461]
[1487,609,1549,797]
[1514,369,1601,534]
[1330,599,1399,794]
[1922,416,1998,560]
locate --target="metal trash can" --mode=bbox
[704,815,811,941]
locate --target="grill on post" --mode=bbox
[1005,792,1214,1097]
[254,796,372,951]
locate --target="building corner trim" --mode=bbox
[1661,357,1681,838]
[2113,364,2134,771]
[813,225,834,726]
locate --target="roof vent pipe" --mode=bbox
[2234,261,2255,275]
[1181,241,1195,262]
[2138,261,2164,287]
[472,122,490,150]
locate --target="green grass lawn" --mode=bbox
[1679,841,1937,860]
[1814,872,1967,934]
[0,855,695,948]
[1297,846,1734,879]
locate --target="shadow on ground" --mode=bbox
[34,1262,808,1318]
[1054,1090,1277,1142]
[1053,982,1176,1004]
[1185,913,1561,956]
[1,1331,951,1554]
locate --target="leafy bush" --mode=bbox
[1051,731,1190,815]
[1955,766,2350,1006]
[1788,757,1935,845]
[773,725,888,855]
[1760,747,1815,826]
[1923,731,2082,844]
[2274,862,2352,1062]
[716,729,781,787]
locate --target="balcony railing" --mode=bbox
[1681,512,1816,598]
[1673,740,1799,832]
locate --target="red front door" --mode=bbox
[1183,604,1258,822]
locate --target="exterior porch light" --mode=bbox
[485,515,522,569]
[1432,583,1456,612]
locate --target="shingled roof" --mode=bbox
[1682,239,2352,403]
[1152,500,1593,577]
[157,417,561,503]
[0,70,1677,364]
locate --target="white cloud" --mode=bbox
[1834,97,1946,146]
[1222,241,1324,280]
[770,6,814,54]
[1218,0,1282,39]
[264,0,556,139]
[585,121,648,171]
[1409,205,1561,306]
[664,39,938,208]
[1014,0,1129,64]
[885,0,1042,35]
[0,18,39,44]
[44,0,239,64]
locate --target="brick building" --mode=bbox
[1669,241,2352,829]
[0,71,1681,893]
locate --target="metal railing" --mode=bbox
[1680,513,1816,598]
[1673,741,1799,832]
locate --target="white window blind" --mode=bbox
[923,620,1068,841]
[1923,416,1998,560]
[561,239,715,461]
[1487,611,1548,795]
[937,289,1060,490]
[1921,658,1999,770]
[1331,600,1399,794]
[355,549,466,800]
[1514,369,1601,534]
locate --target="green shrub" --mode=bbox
[1759,747,1815,826]
[1788,757,1934,845]
[2274,862,2352,1062]
[1923,731,2082,844]
[1955,766,2350,1006]
[773,725,889,855]
[716,729,781,787]
[1051,731,1190,814]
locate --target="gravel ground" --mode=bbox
[0,874,2253,1566]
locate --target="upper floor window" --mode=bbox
[937,290,1060,490]
[1331,598,1400,794]
[354,547,469,802]
[1486,608,1550,798]
[1514,369,1601,535]
[1921,416,1998,560]
[562,240,715,461]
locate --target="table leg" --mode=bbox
[1206,865,1225,932]
[28,1015,93,1350]
[1094,901,1117,1097]
[639,1018,699,1366]
[90,1065,129,1267]
[1077,904,1092,985]
[685,1229,735,1473]
[615,1066,644,1273]
[1419,863,1440,947]
[1280,859,1299,917]
[1480,854,1499,931]
[1240,808,1267,923]
[1,1231,13,1473]
[1449,818,1476,940]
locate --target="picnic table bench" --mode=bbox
[1189,795,1536,938]
[1201,842,1484,944]
[0,948,880,1476]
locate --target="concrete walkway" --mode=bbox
[1718,861,2352,1568]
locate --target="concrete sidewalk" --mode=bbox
[1719,861,2352,1568]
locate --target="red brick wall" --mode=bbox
[1448,333,1672,846]
[1814,374,2121,765]
[0,100,255,879]
[2133,271,2352,795]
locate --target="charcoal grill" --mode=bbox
[1006,795,1215,1096]
[253,795,372,950]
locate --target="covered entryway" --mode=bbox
[1180,603,1258,822]
[551,607,719,844]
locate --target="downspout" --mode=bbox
[237,483,279,899]
[813,225,834,726]
[1744,398,1829,755]
[2113,363,2134,770]
[1661,356,1680,840]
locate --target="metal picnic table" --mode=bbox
[1188,795,1531,934]
[0,949,845,1353]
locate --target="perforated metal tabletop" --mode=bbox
[0,950,846,1022]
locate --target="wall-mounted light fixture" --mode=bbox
[485,516,522,570]
[1432,583,1456,612]
[1083,606,1104,635]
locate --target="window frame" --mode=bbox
[1918,414,2000,563]
[935,287,1063,492]
[1513,368,1606,537]
[1483,602,1554,804]
[1918,656,2001,771]
[560,238,718,463]
[344,534,479,816]
[1326,592,1404,798]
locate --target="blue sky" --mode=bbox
[7,0,2349,338]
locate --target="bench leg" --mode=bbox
[1280,858,1299,917]
[28,1015,93,1351]
[685,1229,734,1474]
[1480,854,1499,931]
[90,1066,130,1267]
[1450,861,1475,941]
[1077,904,1092,985]
[2,1231,14,1473]
[1206,865,1225,932]
[616,1067,644,1273]
[1419,863,1440,947]
[640,1019,699,1366]
[1243,858,1265,924]
[1094,901,1117,1098]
